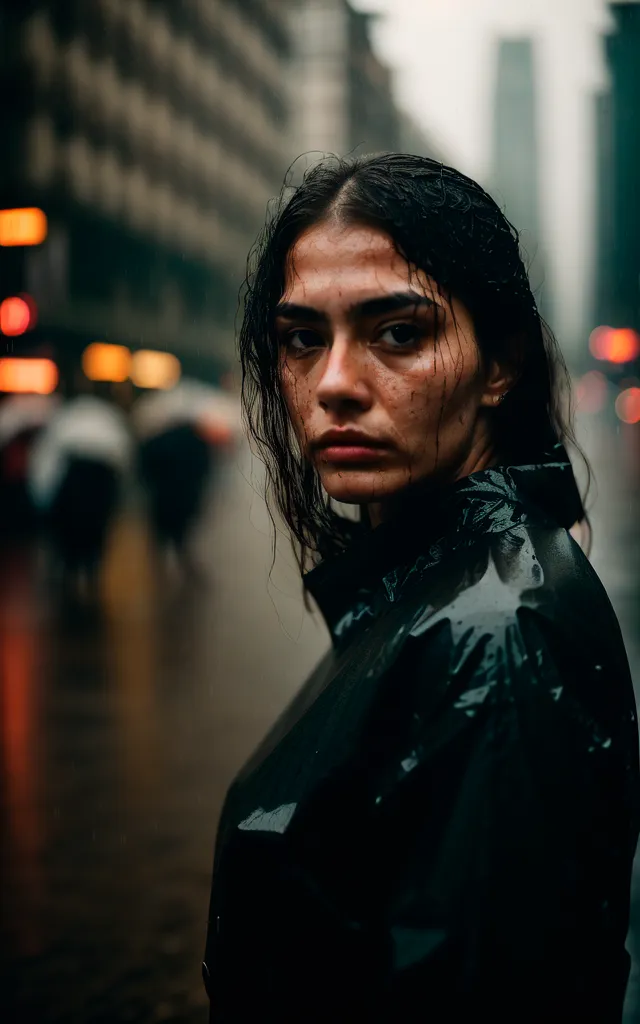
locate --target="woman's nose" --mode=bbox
[315,339,372,412]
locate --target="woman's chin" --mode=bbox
[321,467,408,506]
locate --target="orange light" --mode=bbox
[0,296,37,337]
[82,342,132,382]
[615,387,640,424]
[0,207,48,246]
[0,358,58,394]
[575,370,608,414]
[130,349,181,390]
[588,326,609,359]
[589,326,640,364]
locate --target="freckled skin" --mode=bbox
[278,222,510,526]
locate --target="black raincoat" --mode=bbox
[203,446,640,1022]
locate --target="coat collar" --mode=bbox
[303,442,583,647]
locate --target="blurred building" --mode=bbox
[290,0,402,160]
[0,1,292,382]
[595,1,640,338]
[490,37,551,323]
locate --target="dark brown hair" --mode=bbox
[239,153,588,573]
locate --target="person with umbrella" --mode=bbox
[133,377,239,575]
[28,389,133,600]
[0,393,60,537]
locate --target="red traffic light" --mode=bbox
[0,295,38,337]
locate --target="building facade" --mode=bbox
[595,1,640,336]
[290,0,401,162]
[490,37,551,324]
[0,0,292,380]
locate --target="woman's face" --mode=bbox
[276,220,508,524]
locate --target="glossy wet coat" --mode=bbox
[203,446,640,1022]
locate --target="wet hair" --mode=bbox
[239,153,589,574]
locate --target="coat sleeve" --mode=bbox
[367,608,639,1022]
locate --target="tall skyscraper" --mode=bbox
[491,38,550,322]
[595,1,640,335]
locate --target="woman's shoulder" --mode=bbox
[406,520,626,674]
[398,520,634,738]
[497,520,622,639]
[475,519,616,624]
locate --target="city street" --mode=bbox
[0,447,329,1023]
[1,420,639,1023]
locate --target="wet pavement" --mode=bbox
[0,450,329,1023]
[578,415,640,1024]
[1,420,639,1023]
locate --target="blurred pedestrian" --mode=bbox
[0,393,60,537]
[28,392,132,598]
[203,155,640,1022]
[138,421,214,571]
[133,379,238,574]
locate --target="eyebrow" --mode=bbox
[274,289,437,324]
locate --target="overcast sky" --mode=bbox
[349,0,615,351]
[351,0,611,172]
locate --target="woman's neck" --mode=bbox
[367,437,499,530]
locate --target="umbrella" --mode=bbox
[0,393,60,447]
[131,379,242,444]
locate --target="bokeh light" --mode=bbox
[589,326,640,364]
[615,387,640,425]
[0,296,35,337]
[0,207,48,246]
[0,358,58,394]
[575,370,608,414]
[130,349,181,390]
[82,342,132,382]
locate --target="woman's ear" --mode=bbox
[479,358,518,408]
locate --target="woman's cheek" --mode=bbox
[281,364,302,416]
[284,375,317,450]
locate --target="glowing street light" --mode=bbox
[82,342,132,382]
[589,326,640,364]
[0,295,37,336]
[0,207,48,247]
[0,358,58,394]
[130,349,181,389]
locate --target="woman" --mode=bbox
[203,155,640,1022]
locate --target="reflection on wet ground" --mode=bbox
[0,425,639,1022]
[581,418,640,1024]
[1,458,327,1023]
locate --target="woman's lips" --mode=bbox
[318,445,389,464]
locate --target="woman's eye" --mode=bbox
[378,323,422,348]
[286,329,323,352]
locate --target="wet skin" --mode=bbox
[276,221,511,527]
